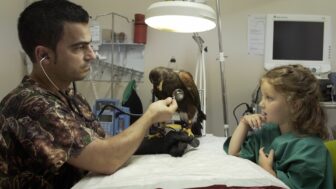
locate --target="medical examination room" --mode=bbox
[1,0,336,188]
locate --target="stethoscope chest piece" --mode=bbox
[173,89,184,102]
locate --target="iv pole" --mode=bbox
[193,33,207,136]
[215,0,229,137]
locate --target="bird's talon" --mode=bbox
[147,133,162,139]
[182,128,194,137]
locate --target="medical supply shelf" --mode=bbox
[87,42,145,83]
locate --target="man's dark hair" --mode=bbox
[18,0,90,62]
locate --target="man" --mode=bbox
[0,0,179,188]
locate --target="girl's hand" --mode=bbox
[240,114,266,130]
[258,147,276,176]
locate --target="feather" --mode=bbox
[149,67,206,136]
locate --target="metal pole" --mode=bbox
[111,14,115,98]
[215,0,229,137]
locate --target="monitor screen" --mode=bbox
[264,14,331,74]
[273,21,324,61]
[99,114,113,122]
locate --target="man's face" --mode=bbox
[49,22,96,83]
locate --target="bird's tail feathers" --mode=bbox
[198,109,206,121]
[191,110,206,137]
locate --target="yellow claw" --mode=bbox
[166,124,182,131]
[182,128,194,137]
[147,133,162,139]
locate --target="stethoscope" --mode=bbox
[40,56,93,121]
[172,88,184,102]
[98,89,185,119]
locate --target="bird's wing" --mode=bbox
[178,71,201,108]
[150,67,180,100]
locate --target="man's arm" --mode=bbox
[68,98,177,174]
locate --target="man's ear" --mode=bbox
[35,45,51,63]
[41,53,49,59]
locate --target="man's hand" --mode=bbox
[146,97,178,125]
[258,147,276,176]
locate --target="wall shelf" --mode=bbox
[86,42,145,83]
[101,42,145,46]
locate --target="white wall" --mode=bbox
[1,0,335,136]
[0,1,26,98]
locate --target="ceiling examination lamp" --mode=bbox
[145,1,216,33]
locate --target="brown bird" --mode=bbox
[149,66,206,137]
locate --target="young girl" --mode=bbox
[224,65,333,189]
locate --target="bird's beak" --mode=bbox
[157,81,163,91]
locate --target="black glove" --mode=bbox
[135,131,200,157]
[163,131,199,157]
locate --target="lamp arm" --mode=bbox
[192,33,205,52]
[215,0,229,137]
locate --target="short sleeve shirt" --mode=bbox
[0,76,105,189]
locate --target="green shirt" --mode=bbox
[224,124,333,189]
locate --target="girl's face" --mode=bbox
[259,80,290,126]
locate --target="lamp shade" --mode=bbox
[145,1,216,33]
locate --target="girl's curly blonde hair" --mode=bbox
[261,64,328,139]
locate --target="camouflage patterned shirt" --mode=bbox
[0,76,106,189]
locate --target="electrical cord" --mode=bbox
[233,85,261,125]
[233,102,253,125]
[253,85,261,104]
[98,104,143,118]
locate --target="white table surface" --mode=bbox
[72,134,288,189]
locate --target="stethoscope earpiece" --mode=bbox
[40,56,48,63]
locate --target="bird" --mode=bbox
[149,66,206,137]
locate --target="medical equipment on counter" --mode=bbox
[94,99,134,135]
[328,72,336,102]
[94,99,119,135]
[264,14,332,74]
[114,107,131,135]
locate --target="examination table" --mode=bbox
[72,134,288,189]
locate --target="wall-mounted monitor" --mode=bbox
[264,14,332,74]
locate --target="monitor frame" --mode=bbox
[264,14,332,74]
